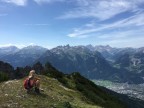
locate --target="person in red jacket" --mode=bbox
[24,70,41,94]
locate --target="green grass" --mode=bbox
[0,75,101,108]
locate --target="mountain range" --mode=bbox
[0,45,144,84]
[0,46,19,57]
[0,45,47,67]
[0,60,144,108]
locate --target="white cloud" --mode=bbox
[24,23,49,26]
[59,0,144,20]
[67,12,144,38]
[34,0,65,4]
[1,0,27,6]
[1,0,66,6]
[100,37,144,48]
[98,28,144,40]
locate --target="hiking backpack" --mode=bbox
[23,78,33,89]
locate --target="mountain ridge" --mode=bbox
[0,45,144,84]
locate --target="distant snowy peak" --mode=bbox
[0,45,48,67]
[51,45,92,55]
[17,45,48,55]
[0,46,19,54]
[94,45,116,52]
[0,46,19,50]
[22,45,47,50]
[0,45,48,56]
[136,47,144,53]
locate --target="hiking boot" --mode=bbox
[40,88,44,92]
[35,87,40,94]
[26,89,31,94]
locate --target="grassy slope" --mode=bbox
[0,75,101,108]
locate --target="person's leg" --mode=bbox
[35,80,40,88]
[35,80,40,94]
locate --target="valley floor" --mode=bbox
[93,80,144,101]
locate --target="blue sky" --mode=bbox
[0,0,144,48]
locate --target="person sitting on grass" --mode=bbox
[24,70,43,94]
